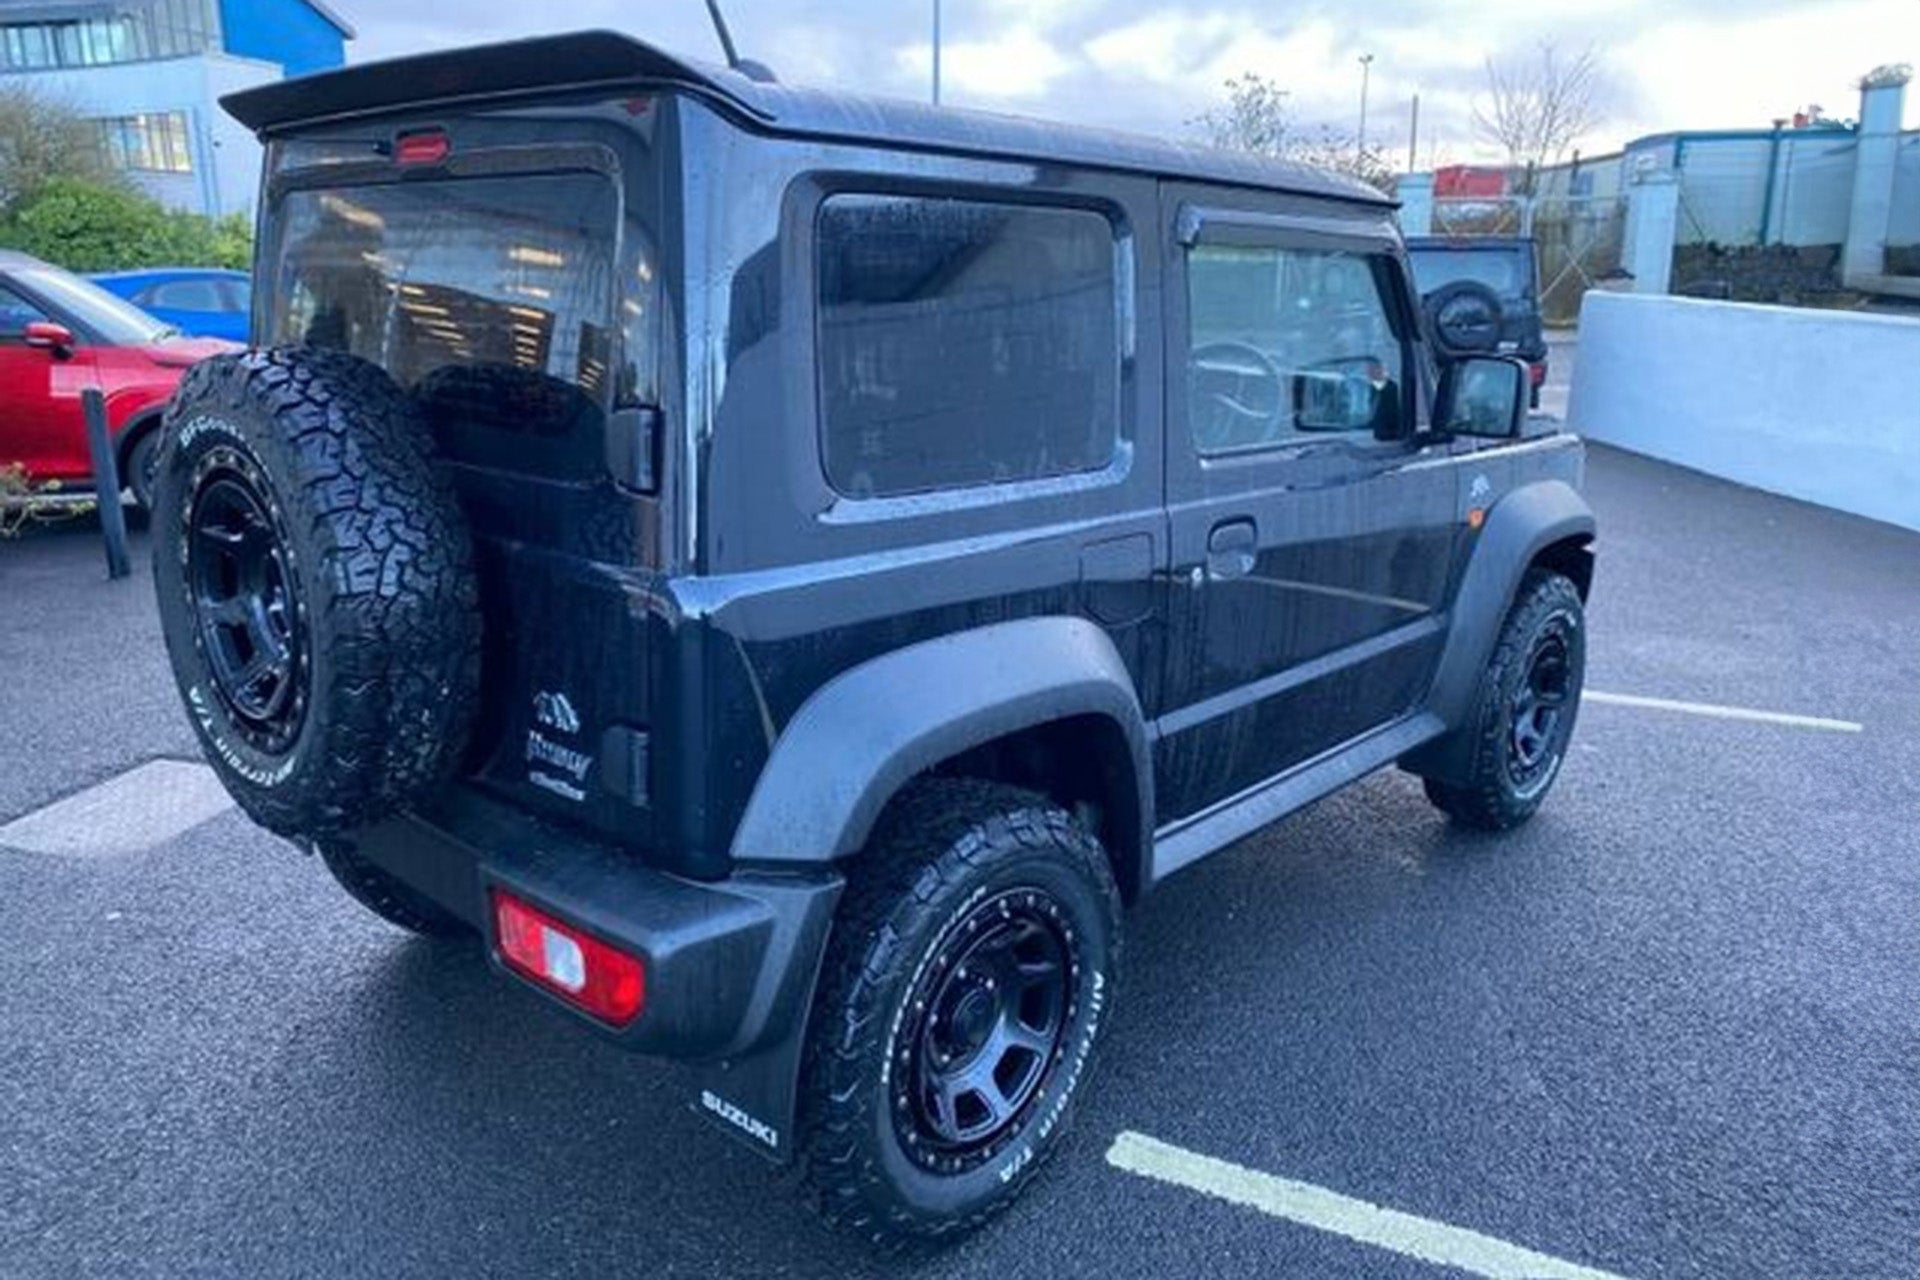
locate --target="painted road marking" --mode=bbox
[1583,690,1863,734]
[1107,1131,1629,1280]
[0,759,234,857]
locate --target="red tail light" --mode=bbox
[491,890,645,1026]
[395,129,451,166]
[1529,361,1548,386]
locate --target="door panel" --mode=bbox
[1155,191,1460,823]
[0,283,89,482]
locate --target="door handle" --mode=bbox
[1206,519,1258,580]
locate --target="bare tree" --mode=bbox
[1473,43,1606,187]
[0,84,113,213]
[1195,72,1392,190]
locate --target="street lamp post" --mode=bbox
[1357,53,1375,156]
[932,0,943,105]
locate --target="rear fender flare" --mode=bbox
[728,616,1152,886]
[709,617,1149,1163]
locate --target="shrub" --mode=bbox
[0,84,114,212]
[1,178,252,272]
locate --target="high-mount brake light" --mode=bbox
[491,890,645,1026]
[395,130,451,166]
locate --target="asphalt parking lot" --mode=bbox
[3,443,1917,1279]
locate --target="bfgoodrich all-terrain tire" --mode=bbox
[151,347,481,840]
[800,779,1121,1244]
[1424,568,1586,831]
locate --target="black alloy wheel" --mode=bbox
[896,889,1077,1173]
[1508,625,1574,789]
[185,455,308,754]
[801,778,1121,1241]
[1419,568,1586,831]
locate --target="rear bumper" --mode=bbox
[344,789,841,1059]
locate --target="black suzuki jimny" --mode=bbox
[151,31,1595,1242]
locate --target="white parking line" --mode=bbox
[0,759,234,857]
[1107,1131,1629,1280]
[1583,690,1863,734]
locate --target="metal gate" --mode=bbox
[1529,195,1626,324]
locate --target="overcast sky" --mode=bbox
[347,1,1920,164]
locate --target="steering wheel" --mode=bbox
[1189,341,1287,451]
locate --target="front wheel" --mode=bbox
[801,779,1121,1243]
[1424,568,1586,830]
[125,426,161,513]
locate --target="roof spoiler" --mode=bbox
[221,30,774,134]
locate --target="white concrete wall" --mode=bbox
[1570,291,1920,532]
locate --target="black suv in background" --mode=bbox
[150,32,1596,1243]
[1405,235,1551,407]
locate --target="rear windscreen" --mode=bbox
[267,173,622,478]
[1406,247,1532,301]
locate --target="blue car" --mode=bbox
[89,268,251,343]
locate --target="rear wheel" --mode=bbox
[1424,569,1586,830]
[801,779,1121,1243]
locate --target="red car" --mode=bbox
[0,250,238,510]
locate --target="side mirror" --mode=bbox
[23,321,75,358]
[1434,355,1528,439]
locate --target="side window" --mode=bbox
[1187,243,1406,455]
[147,278,228,312]
[0,285,48,340]
[816,193,1120,499]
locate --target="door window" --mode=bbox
[0,285,48,340]
[1186,245,1406,454]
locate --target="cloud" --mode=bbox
[896,27,1075,100]
[336,0,1920,163]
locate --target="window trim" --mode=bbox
[810,185,1132,505]
[1176,209,1423,462]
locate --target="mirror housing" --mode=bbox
[1292,357,1395,435]
[1433,355,1528,440]
[23,321,75,358]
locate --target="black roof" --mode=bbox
[223,30,1392,209]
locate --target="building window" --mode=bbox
[96,112,194,174]
[0,0,214,70]
[816,194,1122,499]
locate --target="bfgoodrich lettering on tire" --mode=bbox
[151,348,482,838]
[800,778,1121,1243]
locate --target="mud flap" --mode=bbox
[690,872,843,1164]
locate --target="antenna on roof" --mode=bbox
[702,0,777,83]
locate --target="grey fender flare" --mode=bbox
[729,615,1152,884]
[1402,479,1595,783]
